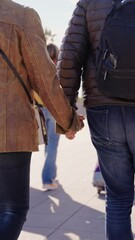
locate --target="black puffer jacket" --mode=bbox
[57,0,135,109]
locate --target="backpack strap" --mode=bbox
[114,0,135,10]
[105,0,135,21]
[116,0,135,9]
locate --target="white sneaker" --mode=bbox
[43,182,58,190]
[52,178,58,183]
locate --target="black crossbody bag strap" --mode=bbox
[0,49,33,104]
[0,49,48,145]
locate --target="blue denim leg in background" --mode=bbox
[42,108,60,184]
[0,152,31,240]
[86,106,135,240]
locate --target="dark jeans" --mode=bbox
[0,152,31,240]
[86,106,135,240]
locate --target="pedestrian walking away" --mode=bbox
[57,0,135,239]
[0,1,84,239]
[92,161,105,194]
[42,44,60,191]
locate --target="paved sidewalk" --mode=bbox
[19,120,135,240]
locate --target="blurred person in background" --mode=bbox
[42,43,60,190]
[0,1,84,239]
[92,160,105,194]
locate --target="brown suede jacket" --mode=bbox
[0,0,80,152]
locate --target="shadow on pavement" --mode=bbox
[22,184,105,240]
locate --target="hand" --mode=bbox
[65,130,76,140]
[65,114,85,140]
[78,115,85,130]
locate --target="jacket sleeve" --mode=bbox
[57,0,90,109]
[21,8,80,134]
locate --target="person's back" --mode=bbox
[57,0,135,239]
[0,1,58,151]
[0,0,36,151]
[0,1,84,240]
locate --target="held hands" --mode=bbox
[65,115,85,140]
[78,115,85,129]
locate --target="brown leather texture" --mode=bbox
[0,0,80,152]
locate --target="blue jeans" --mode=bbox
[42,108,60,184]
[86,106,135,240]
[0,152,31,240]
